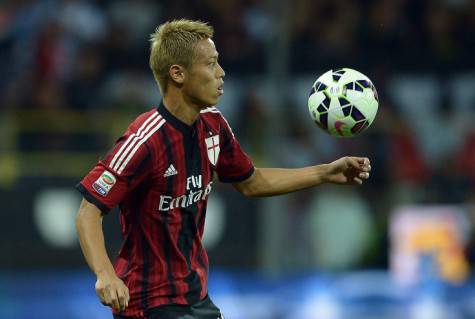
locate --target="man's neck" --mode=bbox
[162,94,200,126]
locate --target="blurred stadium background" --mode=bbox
[1,0,475,318]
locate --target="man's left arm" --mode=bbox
[233,156,371,197]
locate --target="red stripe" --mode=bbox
[194,126,210,298]
[171,129,188,304]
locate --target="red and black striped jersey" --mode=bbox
[76,101,254,317]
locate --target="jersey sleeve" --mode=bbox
[215,114,254,183]
[76,133,153,214]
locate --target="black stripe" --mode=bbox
[117,203,133,281]
[195,163,214,273]
[179,126,202,304]
[140,237,150,311]
[75,183,110,214]
[126,143,152,186]
[218,166,255,183]
[196,246,207,274]
[161,128,178,301]
[134,182,150,311]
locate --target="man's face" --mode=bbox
[183,39,225,108]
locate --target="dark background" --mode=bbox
[1,1,475,318]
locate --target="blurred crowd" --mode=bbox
[1,0,475,270]
[1,0,474,109]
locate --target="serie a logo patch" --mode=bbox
[92,171,116,197]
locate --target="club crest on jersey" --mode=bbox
[92,170,116,197]
[205,134,220,166]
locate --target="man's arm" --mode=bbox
[76,199,129,312]
[233,156,371,197]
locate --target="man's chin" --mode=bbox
[203,97,220,108]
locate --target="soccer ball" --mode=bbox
[308,68,379,137]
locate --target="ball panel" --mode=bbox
[316,81,328,92]
[371,84,379,102]
[326,112,356,138]
[328,96,344,118]
[312,70,335,87]
[351,120,366,134]
[344,82,354,90]
[342,105,351,117]
[319,113,328,129]
[356,79,371,89]
[311,110,320,121]
[353,95,378,124]
[366,99,379,125]
[361,120,370,131]
[314,121,327,131]
[309,86,316,97]
[338,97,351,108]
[332,68,347,82]
[345,89,364,102]
[350,106,365,121]
[321,95,330,109]
[339,68,372,84]
[354,84,363,92]
[308,91,325,111]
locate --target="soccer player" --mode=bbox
[75,19,371,319]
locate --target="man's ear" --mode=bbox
[169,64,185,85]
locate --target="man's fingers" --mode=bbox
[348,157,364,167]
[117,289,129,312]
[110,289,122,311]
[97,289,108,306]
[347,157,361,168]
[359,157,369,164]
[353,176,363,185]
[97,286,110,306]
[97,285,121,310]
[96,277,130,311]
[349,157,371,171]
[358,172,370,179]
[110,286,131,312]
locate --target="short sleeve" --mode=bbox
[76,134,152,213]
[215,115,254,183]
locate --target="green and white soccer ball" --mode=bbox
[308,68,379,137]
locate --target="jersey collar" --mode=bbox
[157,101,198,134]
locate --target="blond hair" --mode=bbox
[149,19,214,93]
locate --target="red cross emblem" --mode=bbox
[205,135,220,166]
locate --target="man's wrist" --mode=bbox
[314,164,330,184]
[95,266,116,278]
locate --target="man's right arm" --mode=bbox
[232,157,371,197]
[75,198,129,312]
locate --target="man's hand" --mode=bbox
[323,156,371,185]
[95,271,130,312]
